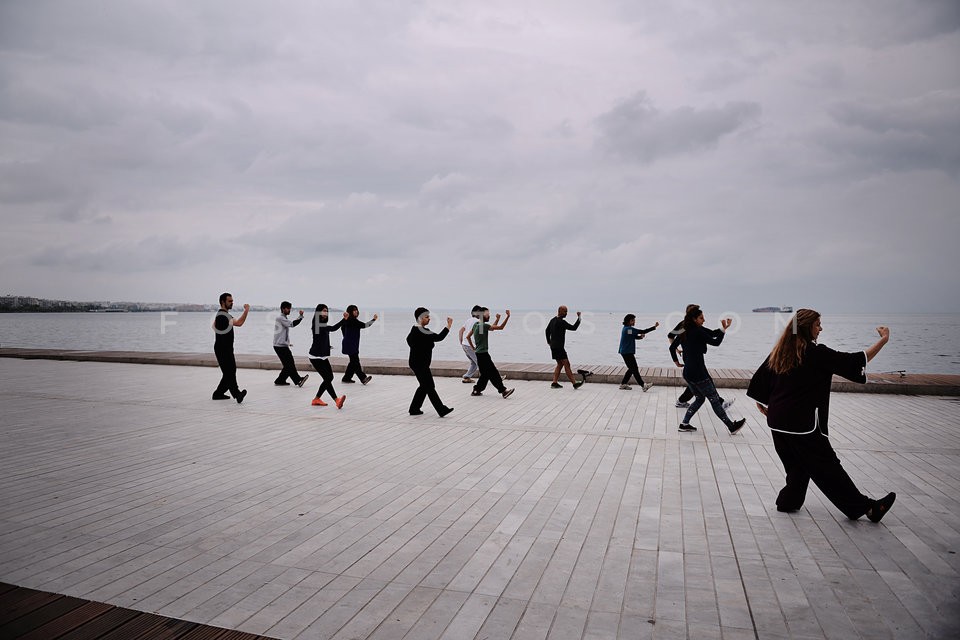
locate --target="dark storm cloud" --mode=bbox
[594,92,761,163]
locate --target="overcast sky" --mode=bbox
[1,0,958,312]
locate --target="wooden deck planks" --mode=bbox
[0,358,958,639]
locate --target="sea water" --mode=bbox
[1,310,958,375]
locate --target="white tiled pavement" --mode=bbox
[0,358,958,639]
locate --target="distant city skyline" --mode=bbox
[1,1,958,313]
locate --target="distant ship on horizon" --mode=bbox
[752,305,793,313]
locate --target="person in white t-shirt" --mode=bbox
[458,305,482,383]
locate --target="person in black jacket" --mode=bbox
[545,306,584,389]
[308,304,348,409]
[407,307,454,417]
[747,308,895,522]
[341,304,378,384]
[669,305,733,409]
[669,305,746,434]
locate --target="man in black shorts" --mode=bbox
[212,292,249,403]
[545,305,584,389]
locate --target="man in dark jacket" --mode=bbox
[341,304,378,384]
[407,307,454,417]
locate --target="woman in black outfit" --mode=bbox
[747,308,895,522]
[669,305,746,434]
[309,304,347,409]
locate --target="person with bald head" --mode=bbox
[545,305,584,389]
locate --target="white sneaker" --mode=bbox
[642,383,653,392]
[619,384,631,390]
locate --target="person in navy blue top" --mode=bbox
[308,304,348,409]
[747,308,896,522]
[618,314,658,390]
[669,305,746,434]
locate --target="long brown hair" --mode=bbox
[768,308,820,374]
[679,305,702,342]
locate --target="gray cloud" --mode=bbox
[0,1,957,311]
[31,235,223,272]
[819,91,960,174]
[594,92,761,163]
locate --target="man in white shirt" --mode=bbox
[273,301,308,387]
[458,305,482,383]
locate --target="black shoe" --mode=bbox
[342,378,356,383]
[471,390,482,396]
[438,406,454,417]
[502,388,515,399]
[867,492,896,523]
[776,505,800,513]
[361,375,373,385]
[572,381,584,389]
[678,423,697,432]
[550,383,563,389]
[212,394,230,400]
[297,375,309,388]
[728,418,746,434]
[274,381,291,386]
[409,409,424,416]
[235,389,247,404]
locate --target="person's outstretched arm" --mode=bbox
[234,303,250,327]
[491,310,511,330]
[865,326,890,362]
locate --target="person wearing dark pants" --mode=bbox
[470,307,515,398]
[748,309,896,522]
[669,305,746,434]
[619,314,658,390]
[273,301,308,387]
[341,304,377,384]
[212,292,249,404]
[407,307,454,417]
[308,304,347,409]
[668,306,730,409]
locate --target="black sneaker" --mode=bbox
[678,423,697,432]
[409,409,424,415]
[361,375,373,385]
[471,389,482,396]
[550,383,563,389]
[728,418,746,434]
[867,492,896,523]
[438,406,454,417]
[502,388,515,399]
[572,381,584,389]
[342,378,356,384]
[235,389,247,404]
[297,375,309,388]
[675,401,690,408]
[274,381,291,386]
[212,394,230,400]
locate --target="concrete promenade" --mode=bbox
[0,356,958,639]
